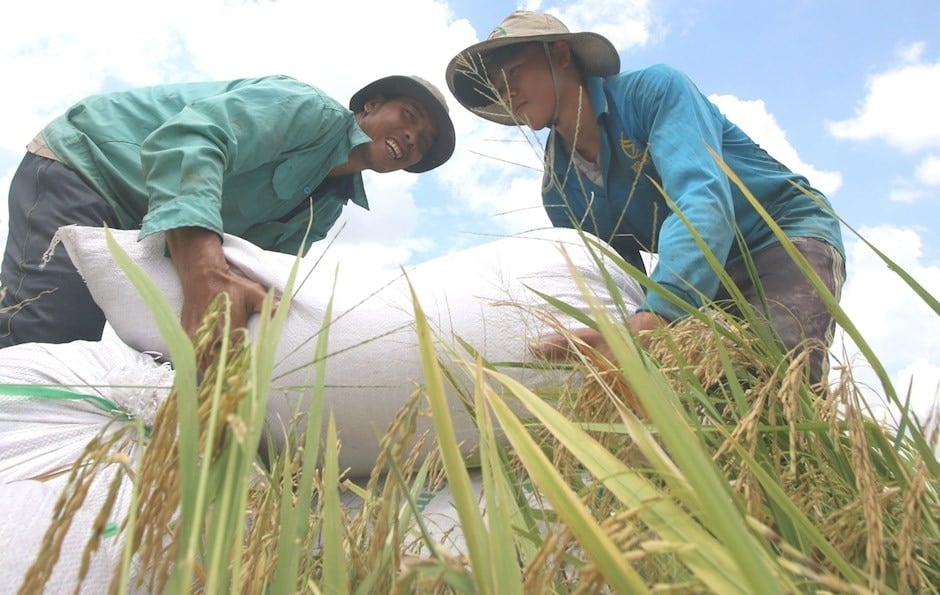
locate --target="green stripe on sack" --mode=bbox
[415,491,437,512]
[0,384,134,421]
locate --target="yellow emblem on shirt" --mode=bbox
[620,135,648,175]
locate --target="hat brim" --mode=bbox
[446,32,620,126]
[350,75,456,173]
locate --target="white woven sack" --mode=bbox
[0,338,172,483]
[0,481,119,594]
[59,225,645,475]
[0,338,172,593]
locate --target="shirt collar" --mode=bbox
[345,122,373,210]
[320,173,370,210]
[546,76,611,173]
[586,76,609,120]
[349,173,369,210]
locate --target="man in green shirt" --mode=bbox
[0,74,455,348]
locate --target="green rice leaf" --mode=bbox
[480,377,652,594]
[473,359,524,594]
[321,414,349,594]
[409,278,493,594]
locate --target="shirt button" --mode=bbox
[303,186,312,194]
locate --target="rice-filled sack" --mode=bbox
[58,225,644,475]
[0,338,173,594]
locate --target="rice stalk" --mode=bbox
[18,423,140,595]
[9,183,939,594]
[128,298,251,593]
[836,373,887,589]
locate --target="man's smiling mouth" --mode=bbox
[385,138,404,160]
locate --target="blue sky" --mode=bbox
[1,0,938,419]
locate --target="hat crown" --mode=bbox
[487,10,569,40]
[407,75,450,114]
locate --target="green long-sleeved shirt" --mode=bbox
[41,75,371,254]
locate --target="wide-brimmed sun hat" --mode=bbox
[445,10,620,126]
[350,75,456,173]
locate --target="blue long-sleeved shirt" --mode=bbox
[542,64,844,320]
[40,75,371,255]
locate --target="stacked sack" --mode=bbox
[57,225,643,474]
[0,225,643,591]
[0,338,173,593]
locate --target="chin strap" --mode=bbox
[542,42,561,167]
[542,42,562,127]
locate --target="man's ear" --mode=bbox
[363,97,384,113]
[551,41,573,68]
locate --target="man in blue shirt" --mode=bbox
[0,74,455,349]
[446,11,845,385]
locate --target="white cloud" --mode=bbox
[0,0,473,152]
[0,0,209,154]
[441,120,544,214]
[894,357,940,421]
[327,171,421,248]
[899,41,928,64]
[916,154,940,186]
[537,0,656,51]
[888,186,931,204]
[834,225,940,422]
[0,0,473,275]
[828,43,940,153]
[884,153,939,205]
[710,94,842,196]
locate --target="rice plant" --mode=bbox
[9,184,940,594]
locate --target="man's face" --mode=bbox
[488,44,558,130]
[356,96,439,173]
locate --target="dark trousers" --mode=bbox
[713,237,846,386]
[0,153,120,347]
